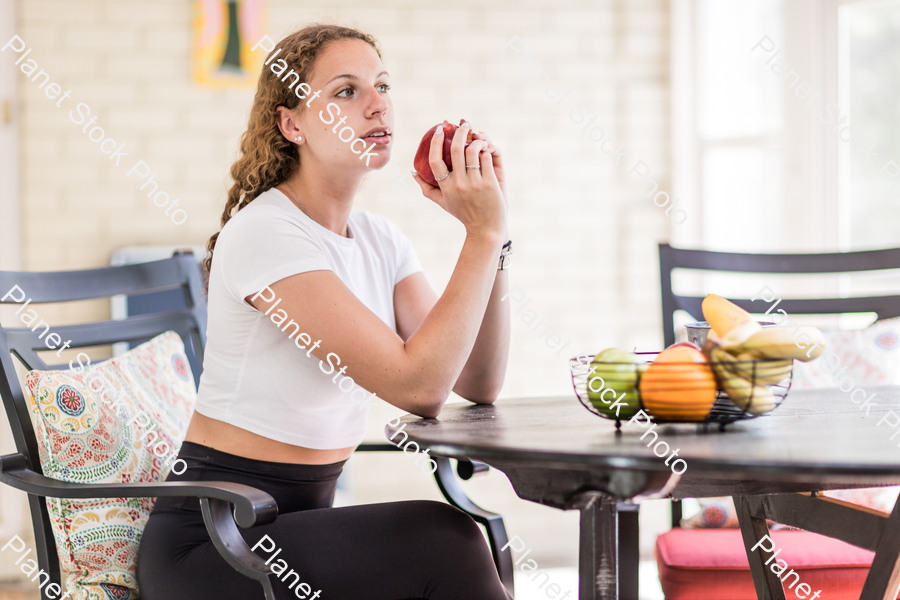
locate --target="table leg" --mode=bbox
[617,503,640,600]
[579,494,619,600]
[734,495,786,600]
[859,490,900,600]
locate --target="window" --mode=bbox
[838,0,900,250]
[672,0,900,313]
[695,0,783,253]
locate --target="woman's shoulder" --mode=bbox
[211,189,332,298]
[220,189,309,238]
[215,189,326,264]
[226,188,294,219]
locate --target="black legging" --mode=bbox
[137,442,512,600]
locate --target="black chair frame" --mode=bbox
[0,251,514,600]
[658,242,900,527]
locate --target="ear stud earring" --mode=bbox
[294,136,302,142]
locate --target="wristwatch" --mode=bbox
[498,240,513,270]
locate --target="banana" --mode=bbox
[723,351,792,385]
[710,346,752,408]
[745,383,777,416]
[719,371,753,410]
[709,347,750,408]
[702,294,762,345]
[710,347,777,414]
[710,344,738,370]
[725,326,826,362]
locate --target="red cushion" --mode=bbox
[656,528,897,600]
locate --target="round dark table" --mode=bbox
[385,387,900,600]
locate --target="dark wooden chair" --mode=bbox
[658,242,900,527]
[0,251,514,600]
[656,243,900,598]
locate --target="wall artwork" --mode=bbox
[192,0,268,88]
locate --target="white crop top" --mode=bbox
[194,188,423,449]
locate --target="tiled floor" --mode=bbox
[513,560,665,600]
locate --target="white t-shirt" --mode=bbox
[194,188,423,449]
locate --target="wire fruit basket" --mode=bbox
[569,351,793,430]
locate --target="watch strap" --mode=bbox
[498,240,513,270]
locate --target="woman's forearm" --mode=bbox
[452,267,510,402]
[401,231,504,416]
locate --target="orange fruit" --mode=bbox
[639,346,717,421]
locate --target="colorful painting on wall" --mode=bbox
[192,0,268,88]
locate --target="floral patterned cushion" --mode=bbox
[789,317,900,518]
[683,319,900,530]
[792,316,900,389]
[23,331,196,600]
[681,497,739,529]
[823,487,900,514]
[682,488,899,530]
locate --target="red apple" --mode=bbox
[414,120,473,186]
[667,342,701,351]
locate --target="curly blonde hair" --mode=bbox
[203,24,382,286]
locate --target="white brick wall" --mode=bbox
[12,0,673,572]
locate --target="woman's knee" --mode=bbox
[405,501,484,543]
[405,500,468,523]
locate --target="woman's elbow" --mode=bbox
[453,382,502,404]
[417,404,442,419]
[404,387,448,419]
[409,400,442,420]
[464,393,499,405]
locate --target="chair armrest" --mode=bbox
[201,497,277,600]
[432,456,514,597]
[456,458,490,480]
[355,441,512,594]
[432,455,502,524]
[357,445,491,479]
[0,453,277,527]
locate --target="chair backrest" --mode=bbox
[0,251,207,598]
[658,243,900,347]
[658,243,900,528]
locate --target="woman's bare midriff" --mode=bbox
[183,411,355,465]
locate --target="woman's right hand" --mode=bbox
[412,123,507,239]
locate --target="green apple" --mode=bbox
[588,348,646,419]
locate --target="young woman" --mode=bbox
[137,23,512,600]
